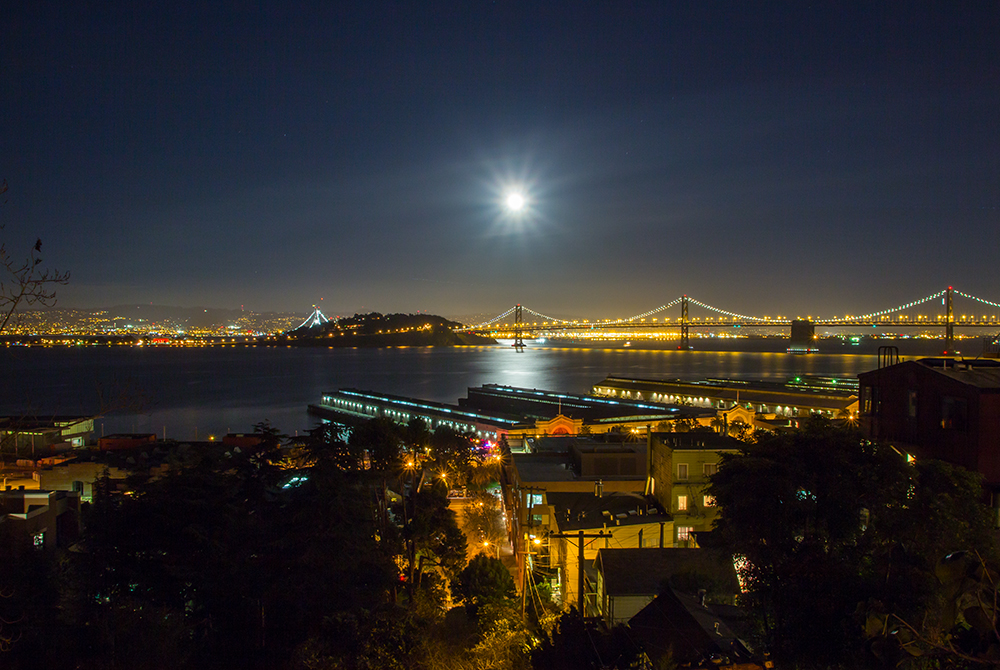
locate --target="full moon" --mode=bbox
[505,193,525,211]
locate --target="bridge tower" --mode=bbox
[945,286,955,355]
[513,304,525,352]
[679,295,690,350]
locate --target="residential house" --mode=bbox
[594,547,740,625]
[859,357,1000,504]
[627,590,761,669]
[648,432,742,546]
[539,491,670,611]
[0,489,82,550]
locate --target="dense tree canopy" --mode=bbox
[452,554,517,607]
[707,418,999,667]
[71,440,402,669]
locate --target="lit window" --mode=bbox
[677,495,688,511]
[527,493,543,507]
[703,495,716,507]
[33,532,44,549]
[677,526,694,541]
[677,463,688,480]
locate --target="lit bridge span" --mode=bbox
[461,287,1000,353]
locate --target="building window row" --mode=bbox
[676,463,718,480]
[677,494,717,511]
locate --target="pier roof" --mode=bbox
[463,384,714,422]
[595,376,857,411]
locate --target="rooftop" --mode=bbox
[914,358,1000,389]
[628,590,757,667]
[596,548,740,597]
[653,432,743,451]
[546,491,667,531]
[511,453,603,483]
[322,388,523,427]
[596,376,858,410]
[463,384,715,422]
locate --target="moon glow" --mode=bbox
[505,193,525,211]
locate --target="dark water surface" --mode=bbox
[0,339,944,440]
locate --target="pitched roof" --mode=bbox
[627,590,758,667]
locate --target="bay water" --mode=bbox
[0,339,944,441]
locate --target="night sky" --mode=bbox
[4,2,999,320]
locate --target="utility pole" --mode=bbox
[644,424,654,496]
[520,538,536,617]
[550,529,613,619]
[517,485,545,602]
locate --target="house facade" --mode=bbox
[859,357,1000,506]
[648,432,742,546]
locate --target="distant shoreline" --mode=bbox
[0,331,498,348]
[3,333,992,358]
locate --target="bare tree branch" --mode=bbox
[0,180,71,335]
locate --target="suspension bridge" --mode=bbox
[296,306,331,330]
[461,287,1000,353]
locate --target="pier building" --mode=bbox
[0,416,94,454]
[592,376,859,424]
[310,388,521,441]
[309,384,715,441]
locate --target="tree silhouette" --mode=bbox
[708,419,998,667]
[0,180,70,335]
[451,553,516,608]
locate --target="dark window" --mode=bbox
[861,386,873,414]
[908,390,918,419]
[941,396,968,431]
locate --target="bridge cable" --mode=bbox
[520,306,580,324]
[609,297,685,324]
[954,290,1000,311]
[831,289,947,322]
[464,306,518,329]
[685,297,771,322]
